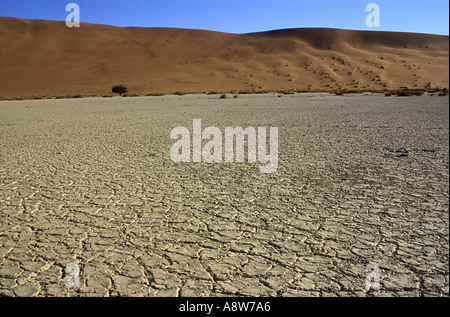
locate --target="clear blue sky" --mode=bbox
[0,0,448,35]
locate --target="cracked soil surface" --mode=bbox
[0,94,448,297]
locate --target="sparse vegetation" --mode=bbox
[123,93,142,97]
[384,89,425,97]
[275,90,294,95]
[345,89,364,94]
[112,85,128,95]
[398,90,424,96]
[220,94,227,99]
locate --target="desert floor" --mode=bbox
[0,93,448,297]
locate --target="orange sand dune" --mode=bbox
[0,17,448,97]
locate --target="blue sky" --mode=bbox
[0,0,448,35]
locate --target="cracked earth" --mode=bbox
[0,94,448,297]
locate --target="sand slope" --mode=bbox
[0,17,448,97]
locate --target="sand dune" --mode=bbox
[0,17,448,97]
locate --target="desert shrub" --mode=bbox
[278,90,294,95]
[335,90,346,96]
[112,85,128,94]
[345,89,363,94]
[123,93,141,97]
[396,90,424,97]
[220,94,227,99]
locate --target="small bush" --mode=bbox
[123,93,141,97]
[112,85,128,94]
[277,90,294,95]
[346,89,363,94]
[397,90,424,97]
[220,94,227,99]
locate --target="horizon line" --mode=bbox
[1,16,449,37]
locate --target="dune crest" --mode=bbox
[0,17,448,97]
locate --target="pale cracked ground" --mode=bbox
[0,94,448,297]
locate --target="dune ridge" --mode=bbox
[0,17,448,98]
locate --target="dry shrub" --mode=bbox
[112,85,128,94]
[278,90,294,95]
[345,89,363,94]
[397,90,424,96]
[123,93,141,97]
[384,89,425,97]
